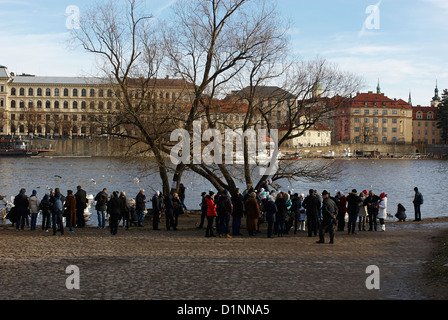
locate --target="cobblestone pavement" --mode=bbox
[1,215,447,301]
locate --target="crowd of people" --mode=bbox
[1,183,424,243]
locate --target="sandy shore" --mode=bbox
[0,213,447,300]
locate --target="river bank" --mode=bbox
[0,212,447,300]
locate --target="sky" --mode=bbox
[0,0,447,106]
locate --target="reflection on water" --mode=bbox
[0,157,446,220]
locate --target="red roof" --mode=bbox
[349,92,412,109]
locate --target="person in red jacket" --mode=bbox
[205,191,217,237]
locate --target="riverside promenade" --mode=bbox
[0,214,447,301]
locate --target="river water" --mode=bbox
[0,157,446,222]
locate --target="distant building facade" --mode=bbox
[333,85,413,144]
[0,65,193,137]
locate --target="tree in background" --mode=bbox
[437,89,448,144]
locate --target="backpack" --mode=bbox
[419,193,424,205]
[54,197,63,212]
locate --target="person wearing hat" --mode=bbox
[363,190,380,231]
[29,190,41,231]
[377,193,388,231]
[346,189,363,235]
[316,190,338,244]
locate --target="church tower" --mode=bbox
[431,80,441,107]
[376,79,381,94]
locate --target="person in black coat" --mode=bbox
[290,193,301,234]
[40,194,52,232]
[14,188,29,231]
[231,188,244,236]
[107,191,122,235]
[302,189,321,237]
[317,190,338,244]
[364,190,380,231]
[275,192,287,237]
[346,189,363,235]
[75,185,87,228]
[197,192,208,229]
[164,194,175,230]
[264,195,278,238]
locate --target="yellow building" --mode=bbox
[0,65,193,137]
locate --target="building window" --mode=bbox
[37,88,42,96]
[416,112,422,119]
[428,112,434,119]
[55,88,60,97]
[37,100,42,108]
[0,99,3,107]
[392,119,397,124]
[90,89,95,97]
[73,89,78,97]
[28,88,34,96]
[54,101,60,109]
[46,101,51,109]
[64,89,69,97]
[20,88,25,96]
[46,88,51,97]
[81,89,87,97]
[73,101,78,109]
[364,110,370,115]
[81,101,87,109]
[392,110,398,115]
[11,88,16,95]
[64,101,69,109]
[382,127,387,133]
[11,100,16,108]
[392,128,397,133]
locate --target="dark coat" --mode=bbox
[136,192,146,211]
[346,192,362,216]
[75,189,87,211]
[364,195,380,215]
[152,195,162,214]
[322,197,338,222]
[14,192,29,216]
[164,195,174,218]
[107,197,122,219]
[290,196,301,219]
[95,191,108,211]
[264,198,278,223]
[302,194,321,217]
[275,197,287,223]
[231,193,244,218]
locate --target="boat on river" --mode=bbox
[0,137,55,157]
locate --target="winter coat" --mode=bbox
[205,196,217,217]
[322,197,338,222]
[264,197,278,223]
[75,189,87,211]
[64,194,77,227]
[358,195,367,217]
[164,195,174,218]
[151,195,162,214]
[173,197,184,215]
[28,195,41,214]
[245,198,261,220]
[107,197,122,219]
[39,195,51,216]
[378,196,388,219]
[275,197,287,223]
[231,193,244,218]
[290,196,301,219]
[302,194,321,217]
[95,191,108,211]
[346,192,362,217]
[136,192,146,211]
[14,192,29,216]
[364,195,380,215]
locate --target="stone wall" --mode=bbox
[42,138,427,158]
